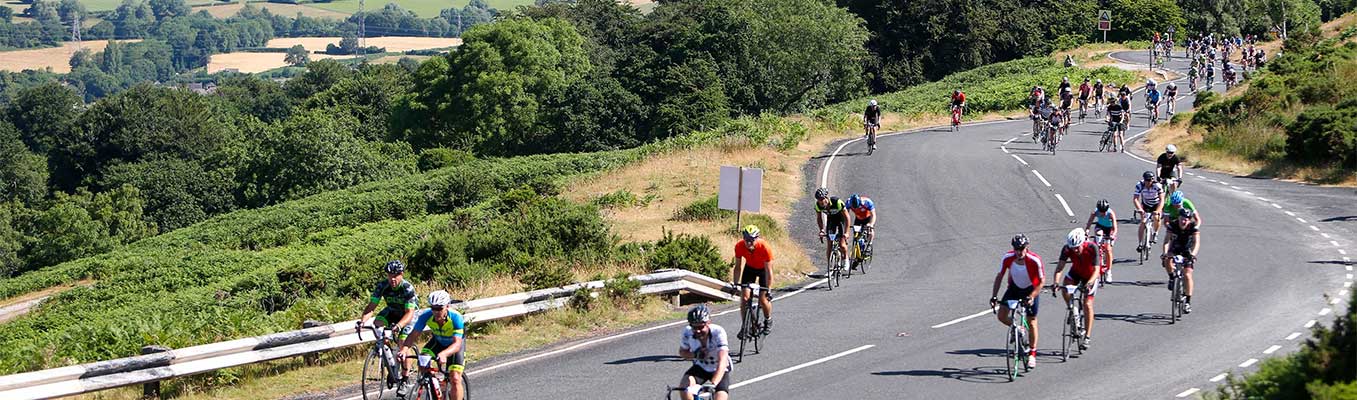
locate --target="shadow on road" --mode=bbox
[1321,216,1357,223]
[871,367,1009,383]
[945,348,1006,358]
[1096,312,1172,326]
[1308,260,1355,267]
[1104,279,1167,288]
[604,355,684,365]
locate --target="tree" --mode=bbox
[23,185,153,268]
[304,63,413,141]
[284,59,351,99]
[24,0,58,22]
[0,202,34,277]
[147,0,189,20]
[1105,0,1186,42]
[100,157,236,232]
[56,0,84,24]
[284,44,309,67]
[0,122,48,206]
[215,74,294,123]
[652,58,730,138]
[5,81,81,155]
[0,6,13,23]
[241,110,417,206]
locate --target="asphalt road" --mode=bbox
[330,51,1355,400]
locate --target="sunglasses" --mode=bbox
[431,306,446,311]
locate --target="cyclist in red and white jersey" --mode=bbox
[990,234,1044,369]
[1053,229,1100,350]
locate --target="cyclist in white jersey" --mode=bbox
[678,305,731,400]
[1133,171,1165,252]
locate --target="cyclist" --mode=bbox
[1092,79,1105,109]
[1223,62,1237,88]
[1035,98,1057,143]
[1058,76,1071,95]
[1049,99,1067,142]
[990,234,1043,370]
[732,225,773,336]
[864,100,881,151]
[1030,86,1046,135]
[1058,86,1074,129]
[1083,199,1117,280]
[398,290,467,400]
[1165,82,1179,115]
[1117,82,1133,99]
[1133,171,1166,253]
[846,193,877,262]
[814,188,851,274]
[1205,62,1215,86]
[1077,78,1092,118]
[1188,63,1200,91]
[678,305,731,400]
[1116,91,1132,147]
[1145,80,1161,123]
[1052,228,1100,350]
[1157,144,1184,192]
[357,260,418,338]
[951,89,966,115]
[1160,209,1201,314]
[1105,96,1126,152]
[1164,190,1202,227]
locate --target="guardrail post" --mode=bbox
[140,345,170,399]
[302,320,325,366]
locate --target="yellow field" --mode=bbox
[0,40,142,73]
[192,2,351,19]
[206,52,348,73]
[207,37,458,73]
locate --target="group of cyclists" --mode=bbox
[1184,33,1269,92]
[357,260,467,400]
[1025,74,1178,153]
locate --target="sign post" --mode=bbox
[1098,10,1111,42]
[719,166,764,235]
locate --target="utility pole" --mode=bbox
[357,0,366,59]
[70,12,80,44]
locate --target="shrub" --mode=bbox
[567,286,596,311]
[602,272,642,307]
[673,196,734,222]
[649,230,726,279]
[1286,104,1357,168]
[592,189,639,209]
[1193,90,1219,108]
[520,263,574,290]
[418,148,475,171]
[729,214,783,239]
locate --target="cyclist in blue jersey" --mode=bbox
[846,193,877,254]
[1145,81,1162,123]
[400,290,467,400]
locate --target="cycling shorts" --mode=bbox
[1139,201,1161,218]
[1167,242,1197,269]
[376,307,410,327]
[1061,275,1098,299]
[740,267,770,288]
[1091,224,1115,242]
[826,215,848,237]
[1060,99,1072,110]
[421,339,466,372]
[1079,93,1090,101]
[1001,285,1040,317]
[684,364,731,393]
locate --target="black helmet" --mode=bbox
[1096,199,1111,212]
[1142,171,1156,181]
[384,260,406,274]
[814,187,829,200]
[1011,234,1030,250]
[1180,208,1196,219]
[687,304,711,325]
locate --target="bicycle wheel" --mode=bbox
[451,371,469,400]
[1171,271,1183,323]
[1005,325,1018,381]
[830,251,842,288]
[1018,318,1032,373]
[751,308,764,354]
[1074,300,1086,355]
[737,305,751,362]
[361,347,389,400]
[1061,307,1072,362]
[859,243,871,275]
[418,377,439,400]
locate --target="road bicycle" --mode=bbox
[1168,255,1192,324]
[1077,99,1088,123]
[864,123,878,155]
[734,283,767,362]
[404,353,470,400]
[993,299,1033,381]
[950,105,962,132]
[667,383,717,400]
[1134,211,1159,265]
[1055,284,1087,362]
[1091,231,1112,286]
[1041,123,1059,155]
[1146,102,1160,125]
[359,324,405,400]
[850,225,872,275]
[1098,121,1118,153]
[823,233,845,289]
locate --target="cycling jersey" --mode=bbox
[1166,85,1178,97]
[952,92,966,106]
[1107,103,1125,119]
[1134,181,1164,206]
[681,325,732,373]
[999,250,1044,290]
[1038,105,1055,120]
[1157,153,1182,178]
[1059,242,1101,282]
[1146,89,1161,104]
[849,197,875,220]
[1093,83,1104,95]
[1165,198,1197,220]
[1167,219,1199,253]
[864,105,881,125]
[408,308,466,347]
[370,280,418,310]
[735,239,773,270]
[816,198,847,216]
[1094,210,1115,228]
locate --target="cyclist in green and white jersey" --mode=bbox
[1164,191,1202,226]
[814,187,851,272]
[358,260,419,336]
[400,290,467,400]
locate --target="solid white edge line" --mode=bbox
[1305,320,1318,328]
[1054,194,1075,217]
[1032,170,1052,187]
[931,310,992,329]
[773,279,829,301]
[1286,332,1302,340]
[1341,249,1349,255]
[1346,282,1353,288]
[729,345,875,389]
[1240,359,1259,368]
[1209,373,1229,382]
[1263,345,1282,354]
[820,138,859,188]
[1011,154,1029,166]
[1176,388,1201,398]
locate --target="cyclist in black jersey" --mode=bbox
[814,188,851,272]
[358,260,419,337]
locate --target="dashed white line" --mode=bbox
[1341,289,1350,296]
[1310,225,1321,231]
[1176,388,1201,398]
[1271,203,1283,209]
[1346,274,1353,280]
[1332,298,1342,305]
[1257,197,1271,202]
[1321,233,1332,238]
[1032,170,1052,187]
[1331,240,1342,247]
[729,345,875,389]
[1264,345,1282,354]
[1306,320,1318,328]
[1244,191,1254,195]
[1319,308,1333,316]
[1341,249,1349,255]
[1285,211,1297,217]
[1054,194,1075,217]
[1346,282,1354,288]
[1187,172,1197,176]
[1011,154,1029,166]
[1298,218,1309,223]
[931,310,992,329]
[1286,332,1302,340]
[1219,181,1230,186]
[1230,186,1241,190]
[1239,359,1259,368]
[1210,373,1228,382]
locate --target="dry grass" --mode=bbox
[191,2,352,19]
[0,40,142,73]
[1051,42,1141,68]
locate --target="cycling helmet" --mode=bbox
[1096,78,1102,84]
[1143,171,1156,181]
[1062,76,1069,82]
[953,89,961,95]
[1167,82,1177,89]
[428,290,452,307]
[1166,144,1177,153]
[1066,228,1087,248]
[869,99,877,107]
[1096,199,1111,212]
[741,225,760,240]
[814,187,829,200]
[1147,78,1157,86]
[687,304,711,325]
[1011,234,1030,250]
[1180,208,1196,219]
[384,260,406,274]
[847,193,861,208]
[1083,77,1090,82]
[1169,191,1184,205]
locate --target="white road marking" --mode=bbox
[1264,345,1282,354]
[1306,320,1318,328]
[1210,373,1228,382]
[1032,170,1052,187]
[1310,226,1321,231]
[1187,172,1197,176]
[1321,233,1331,238]
[1346,282,1354,288]
[729,345,875,389]
[1244,191,1254,195]
[1230,186,1241,190]
[1011,154,1029,166]
[1271,203,1282,209]
[1218,181,1230,186]
[1285,211,1296,217]
[1054,194,1075,217]
[1347,274,1353,280]
[931,310,992,329]
[1176,388,1201,398]
[1341,289,1350,296]
[1331,298,1342,305]
[1298,218,1309,223]
[1341,249,1349,255]
[1001,146,1010,154]
[773,279,829,301]
[1003,137,1017,145]
[1319,308,1332,316]
[1332,241,1343,247]
[1286,332,1302,340]
[1239,359,1259,368]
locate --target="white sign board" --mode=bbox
[718,166,763,213]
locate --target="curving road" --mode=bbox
[327,51,1355,400]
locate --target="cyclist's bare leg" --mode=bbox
[447,369,465,400]
[739,287,751,322]
[838,236,850,267]
[678,375,698,400]
[759,272,772,320]
[1083,293,1095,337]
[1184,266,1195,298]
[1027,316,1039,350]
[1137,212,1148,248]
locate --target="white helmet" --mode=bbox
[1066,228,1087,248]
[1147,78,1157,86]
[428,290,452,307]
[868,99,877,107]
[1166,144,1178,153]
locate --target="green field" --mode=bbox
[308,0,536,18]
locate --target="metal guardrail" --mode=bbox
[0,269,736,400]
